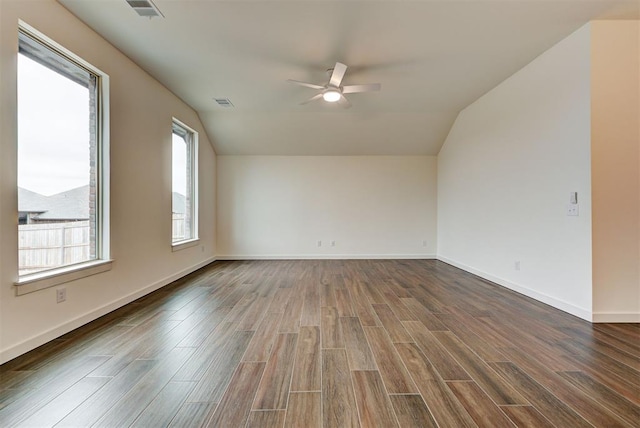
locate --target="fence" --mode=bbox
[18,221,91,275]
[19,216,187,275]
[172,213,186,241]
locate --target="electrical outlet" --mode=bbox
[317,240,322,247]
[331,241,336,247]
[567,204,579,216]
[56,288,66,303]
[201,245,205,252]
[422,240,427,247]
[514,261,521,271]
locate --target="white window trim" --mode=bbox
[171,238,200,252]
[14,22,111,293]
[171,118,198,247]
[15,260,113,296]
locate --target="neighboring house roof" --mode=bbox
[18,185,89,221]
[19,187,185,220]
[38,186,89,220]
[172,192,185,214]
[17,187,49,213]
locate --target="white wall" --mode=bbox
[217,156,437,259]
[437,25,593,320]
[0,0,217,363]
[591,21,640,322]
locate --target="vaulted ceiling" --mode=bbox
[59,0,639,155]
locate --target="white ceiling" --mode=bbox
[58,0,639,155]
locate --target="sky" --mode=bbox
[18,53,187,197]
[172,133,187,197]
[18,54,90,196]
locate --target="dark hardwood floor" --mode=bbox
[1,259,638,427]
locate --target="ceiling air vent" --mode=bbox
[126,0,164,18]
[214,98,234,108]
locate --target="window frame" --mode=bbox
[171,118,199,250]
[14,22,111,295]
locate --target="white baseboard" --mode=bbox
[437,256,593,322]
[216,254,436,260]
[0,257,216,365]
[592,312,640,323]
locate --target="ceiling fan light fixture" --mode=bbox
[323,89,341,103]
[288,62,379,108]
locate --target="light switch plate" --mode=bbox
[570,192,578,204]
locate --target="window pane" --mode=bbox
[18,33,98,276]
[172,133,188,242]
[172,121,197,244]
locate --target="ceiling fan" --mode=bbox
[287,62,381,108]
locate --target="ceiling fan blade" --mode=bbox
[300,93,323,105]
[338,95,352,109]
[287,79,325,90]
[342,83,381,94]
[329,62,347,87]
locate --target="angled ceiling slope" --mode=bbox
[59,0,639,155]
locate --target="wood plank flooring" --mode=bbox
[1,259,638,427]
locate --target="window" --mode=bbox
[17,27,109,285]
[172,120,198,245]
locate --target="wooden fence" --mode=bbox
[19,215,187,275]
[172,213,186,241]
[18,221,90,275]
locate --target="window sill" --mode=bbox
[14,260,113,296]
[172,238,200,252]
